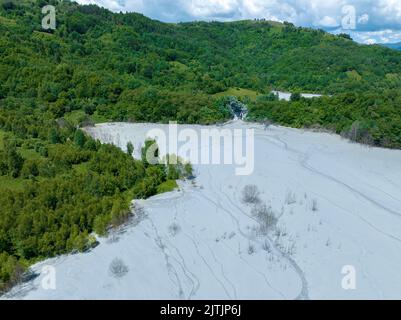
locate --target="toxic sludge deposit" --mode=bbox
[7,121,401,300]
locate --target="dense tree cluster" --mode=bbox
[248,91,401,148]
[0,107,192,291]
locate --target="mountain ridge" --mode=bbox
[381,42,401,51]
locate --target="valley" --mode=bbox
[6,121,401,300]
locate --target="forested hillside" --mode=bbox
[1,0,401,291]
[2,0,401,121]
[248,91,401,148]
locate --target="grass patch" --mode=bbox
[63,110,87,126]
[169,61,189,71]
[0,175,25,191]
[32,30,54,38]
[214,87,262,100]
[0,130,26,191]
[73,162,90,174]
[0,16,17,27]
[18,148,42,161]
[90,112,109,124]
[63,110,109,126]
[156,179,178,194]
[0,130,5,150]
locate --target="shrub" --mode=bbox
[21,159,40,179]
[157,180,178,194]
[242,185,261,204]
[126,141,134,156]
[290,92,301,101]
[247,243,256,255]
[141,139,159,166]
[109,258,129,278]
[168,222,181,237]
[261,118,273,130]
[0,252,25,293]
[251,203,278,234]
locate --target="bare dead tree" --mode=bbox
[247,243,256,255]
[252,203,278,234]
[311,199,318,212]
[262,118,273,130]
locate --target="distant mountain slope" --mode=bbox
[1,1,401,144]
[381,42,401,51]
[1,0,401,101]
[0,0,401,142]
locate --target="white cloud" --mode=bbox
[318,16,340,28]
[365,38,377,44]
[358,13,369,25]
[75,0,401,43]
[76,0,123,11]
[355,29,401,44]
[185,0,238,17]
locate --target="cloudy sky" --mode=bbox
[76,0,401,44]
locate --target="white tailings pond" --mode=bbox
[5,121,401,299]
[272,91,323,101]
